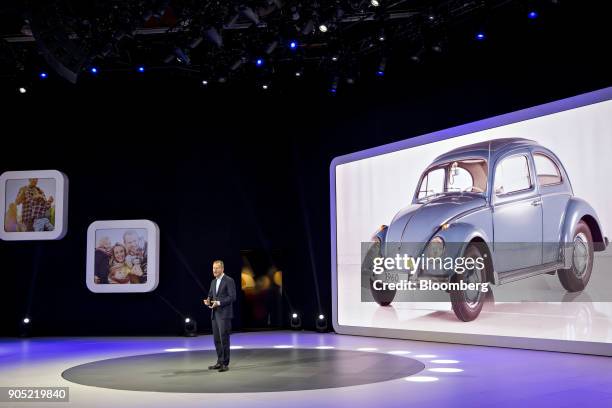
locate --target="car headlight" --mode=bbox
[426,236,445,259]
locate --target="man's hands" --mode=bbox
[203,299,220,308]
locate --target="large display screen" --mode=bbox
[331,87,612,355]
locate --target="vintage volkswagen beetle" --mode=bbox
[368,138,608,321]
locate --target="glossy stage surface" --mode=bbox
[1,331,611,407]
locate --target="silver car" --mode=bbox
[369,138,608,321]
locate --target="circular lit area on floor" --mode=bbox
[62,348,425,393]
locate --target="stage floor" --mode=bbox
[1,331,611,407]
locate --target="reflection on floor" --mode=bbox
[1,331,611,407]
[342,250,612,343]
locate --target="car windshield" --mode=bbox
[416,159,488,202]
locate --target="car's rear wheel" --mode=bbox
[558,220,594,292]
[450,242,488,322]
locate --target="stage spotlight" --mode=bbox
[319,24,328,33]
[20,317,31,337]
[289,41,298,50]
[18,87,27,94]
[290,313,302,330]
[411,48,424,63]
[90,67,98,74]
[370,0,380,7]
[39,72,48,79]
[428,14,436,21]
[331,55,339,62]
[528,10,538,19]
[329,76,339,95]
[256,58,264,67]
[174,48,191,64]
[184,317,197,337]
[262,84,269,90]
[377,57,386,77]
[295,71,302,77]
[316,314,328,332]
[475,32,486,41]
[202,80,208,86]
[378,30,386,42]
[137,66,145,73]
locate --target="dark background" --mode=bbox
[1,1,610,336]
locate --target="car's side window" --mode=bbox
[534,153,562,186]
[494,155,532,195]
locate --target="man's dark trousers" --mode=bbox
[212,317,231,366]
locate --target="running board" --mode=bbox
[497,262,564,285]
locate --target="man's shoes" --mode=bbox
[218,365,229,372]
[208,363,222,370]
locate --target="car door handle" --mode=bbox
[531,199,542,206]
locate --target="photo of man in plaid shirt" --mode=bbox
[14,178,54,232]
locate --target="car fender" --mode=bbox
[561,197,607,268]
[435,222,492,260]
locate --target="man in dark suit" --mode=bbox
[203,260,236,372]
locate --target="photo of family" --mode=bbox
[94,228,148,285]
[4,178,56,233]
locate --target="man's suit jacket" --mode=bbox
[208,274,236,320]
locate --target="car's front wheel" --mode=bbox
[558,220,594,292]
[363,241,396,306]
[450,242,489,322]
